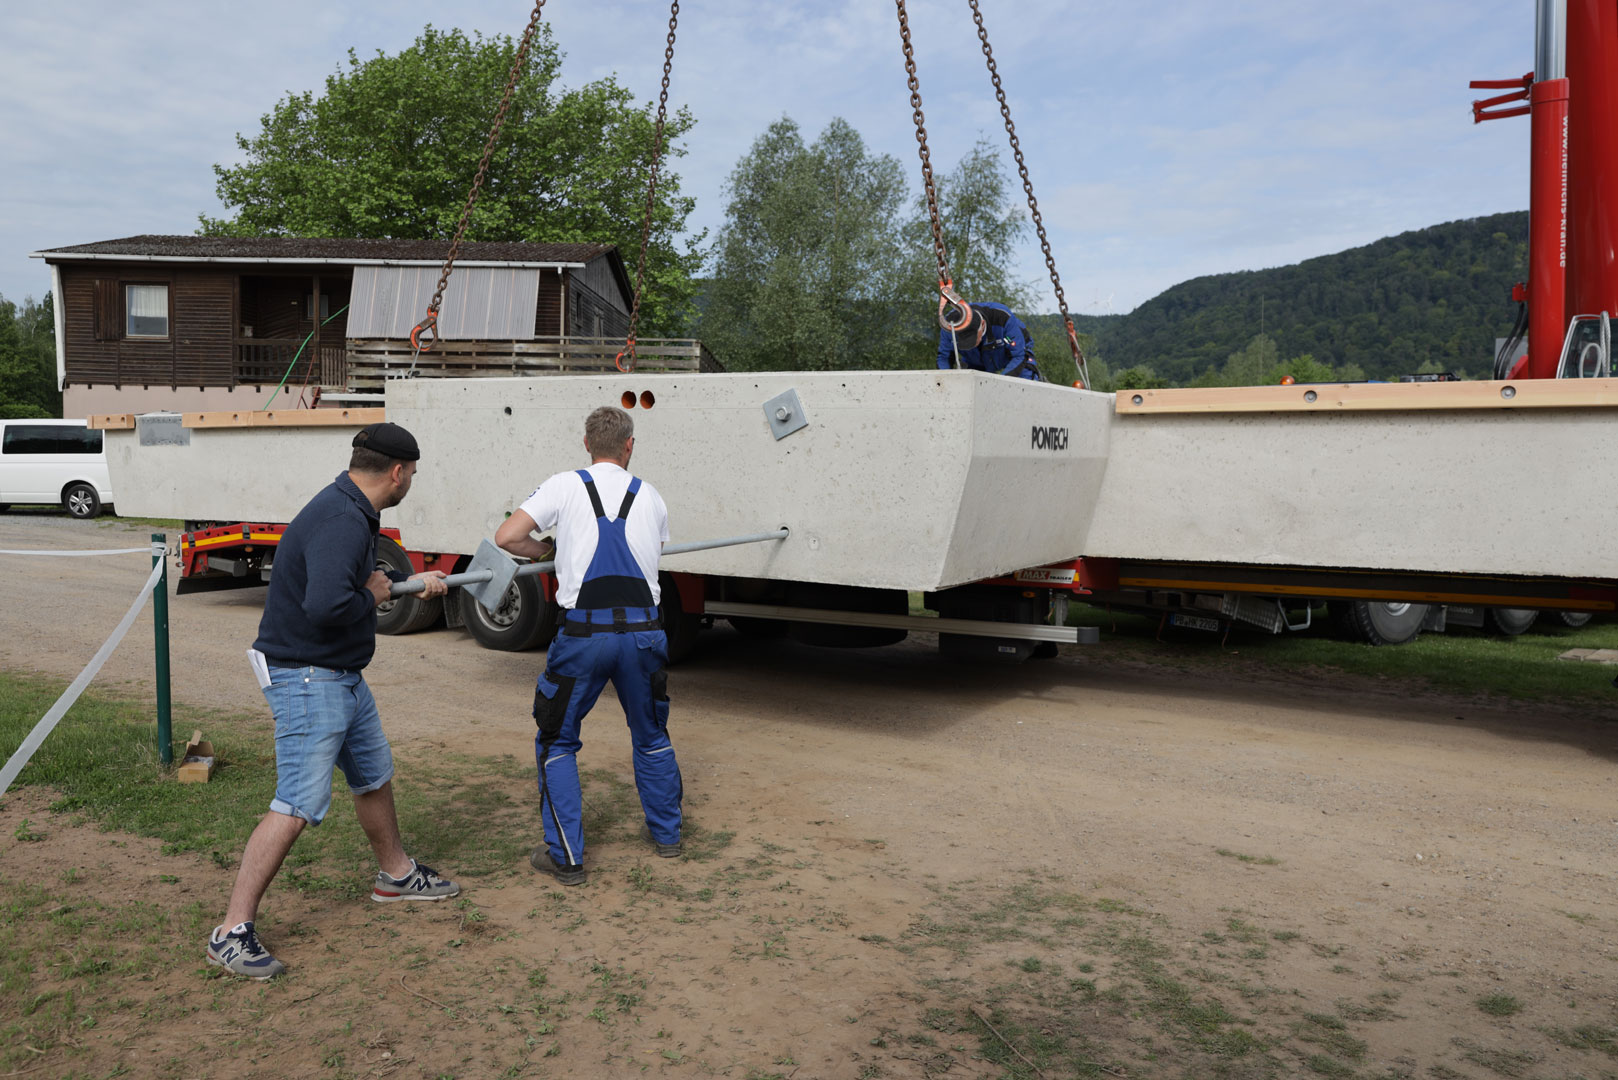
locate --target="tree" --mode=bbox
[700,117,926,371]
[915,138,1030,310]
[0,293,59,418]
[201,25,703,335]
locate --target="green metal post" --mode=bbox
[152,533,172,766]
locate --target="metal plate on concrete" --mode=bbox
[137,413,190,447]
[763,388,808,440]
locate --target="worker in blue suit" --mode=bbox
[936,301,1042,380]
[494,406,682,886]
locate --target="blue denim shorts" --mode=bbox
[263,665,394,825]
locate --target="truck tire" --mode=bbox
[1483,607,1539,636]
[658,572,702,665]
[935,586,1042,664]
[1557,611,1594,629]
[374,537,443,636]
[1330,600,1428,646]
[63,482,100,520]
[458,574,557,651]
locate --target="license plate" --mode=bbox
[1168,614,1221,633]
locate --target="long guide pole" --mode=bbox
[387,528,791,597]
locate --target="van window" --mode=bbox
[1,426,103,455]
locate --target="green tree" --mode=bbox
[699,117,925,371]
[201,25,703,334]
[915,137,1029,310]
[0,293,59,418]
[1269,352,1338,384]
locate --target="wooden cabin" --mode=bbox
[31,236,715,418]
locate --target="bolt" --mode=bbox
[775,406,791,421]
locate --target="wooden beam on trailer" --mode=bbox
[1115,377,1618,414]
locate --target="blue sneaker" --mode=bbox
[206,922,285,980]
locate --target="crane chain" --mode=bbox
[968,0,1090,388]
[896,0,973,334]
[619,0,680,374]
[410,0,549,363]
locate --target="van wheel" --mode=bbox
[1557,611,1594,629]
[374,537,442,635]
[63,483,100,519]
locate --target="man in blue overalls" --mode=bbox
[935,301,1042,380]
[494,406,680,885]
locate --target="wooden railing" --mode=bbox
[235,340,347,387]
[341,337,722,391]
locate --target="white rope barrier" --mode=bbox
[0,557,167,797]
[0,547,152,556]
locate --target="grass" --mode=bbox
[1070,603,1618,703]
[0,671,545,886]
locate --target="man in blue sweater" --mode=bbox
[207,423,457,980]
[935,301,1042,380]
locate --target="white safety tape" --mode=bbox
[0,557,167,797]
[0,547,152,556]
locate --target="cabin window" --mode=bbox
[125,284,169,338]
[306,292,331,320]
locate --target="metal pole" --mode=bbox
[1537,0,1567,81]
[388,527,791,597]
[151,534,172,766]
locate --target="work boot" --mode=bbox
[530,846,587,886]
[640,823,682,858]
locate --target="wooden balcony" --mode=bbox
[340,337,723,392]
[235,339,347,387]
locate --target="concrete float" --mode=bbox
[98,372,1618,588]
[100,370,1113,592]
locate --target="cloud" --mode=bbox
[1,0,1530,317]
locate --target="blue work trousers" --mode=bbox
[532,628,680,867]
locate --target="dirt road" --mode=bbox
[3,511,1616,1078]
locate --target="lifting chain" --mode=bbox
[895,0,973,334]
[968,0,1090,388]
[410,0,549,366]
[618,0,681,374]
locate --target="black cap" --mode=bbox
[351,422,420,461]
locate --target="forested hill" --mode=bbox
[1034,211,1528,385]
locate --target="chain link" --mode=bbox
[968,0,1089,388]
[619,0,680,374]
[410,0,549,362]
[896,0,951,288]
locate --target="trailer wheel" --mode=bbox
[458,574,557,651]
[658,572,702,665]
[1556,611,1595,629]
[1330,600,1428,646]
[374,537,443,635]
[1483,607,1539,636]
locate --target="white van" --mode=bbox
[0,419,115,519]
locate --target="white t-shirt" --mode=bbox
[518,462,669,609]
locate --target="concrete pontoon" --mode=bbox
[101,371,1112,592]
[97,371,1618,589]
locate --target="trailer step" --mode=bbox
[704,601,1097,644]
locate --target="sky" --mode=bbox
[1,1,1532,317]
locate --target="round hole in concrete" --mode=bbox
[621,391,636,409]
[640,390,656,409]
